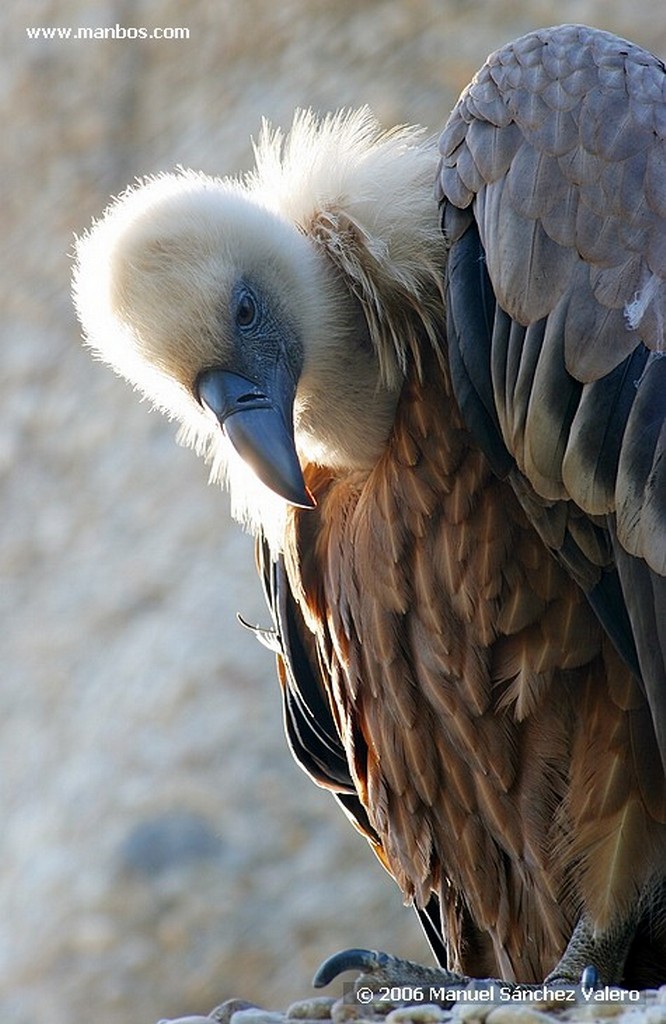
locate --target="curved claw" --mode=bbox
[580,965,600,990]
[313,948,389,988]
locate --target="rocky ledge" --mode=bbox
[160,985,666,1024]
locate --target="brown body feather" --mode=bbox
[284,353,666,983]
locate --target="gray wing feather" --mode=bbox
[438,22,666,572]
[438,23,666,768]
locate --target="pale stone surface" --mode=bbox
[3,3,664,1023]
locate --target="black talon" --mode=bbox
[313,948,388,988]
[580,965,600,990]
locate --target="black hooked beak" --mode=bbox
[196,368,316,509]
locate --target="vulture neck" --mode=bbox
[287,346,479,598]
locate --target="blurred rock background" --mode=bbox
[2,2,665,1022]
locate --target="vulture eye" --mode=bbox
[236,289,258,330]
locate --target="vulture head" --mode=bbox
[73,109,445,544]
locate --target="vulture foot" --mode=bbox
[313,947,480,1006]
[313,927,631,1010]
[541,914,637,989]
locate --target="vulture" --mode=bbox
[74,23,666,995]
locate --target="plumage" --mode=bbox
[74,24,666,990]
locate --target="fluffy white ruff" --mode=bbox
[73,108,443,549]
